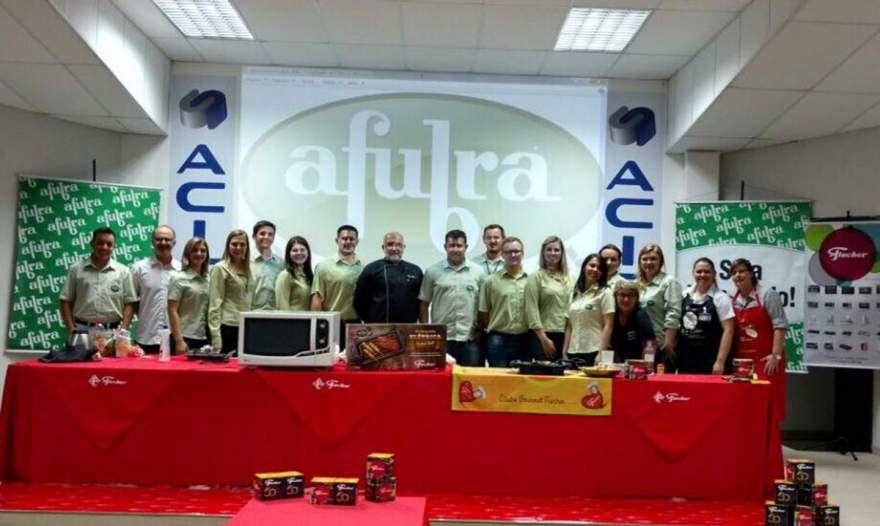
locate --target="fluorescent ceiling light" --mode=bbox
[152,0,254,39]
[554,8,650,52]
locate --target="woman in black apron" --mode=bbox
[676,258,735,374]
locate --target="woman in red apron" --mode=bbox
[730,258,788,421]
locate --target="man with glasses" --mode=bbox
[131,225,182,354]
[478,236,529,367]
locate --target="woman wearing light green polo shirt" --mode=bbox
[525,236,572,360]
[563,253,614,366]
[168,237,210,353]
[208,229,252,353]
[275,235,313,311]
[635,244,682,368]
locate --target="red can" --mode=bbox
[785,458,815,486]
[366,477,397,502]
[366,452,395,483]
[813,481,828,507]
[733,358,754,378]
[795,505,813,526]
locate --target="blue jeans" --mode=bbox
[528,331,565,361]
[447,340,482,366]
[486,332,530,367]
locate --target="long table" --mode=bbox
[0,357,781,499]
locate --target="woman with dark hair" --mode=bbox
[635,244,682,368]
[677,257,734,374]
[275,236,314,311]
[167,237,210,353]
[563,254,614,366]
[610,280,656,362]
[524,236,572,359]
[730,258,788,417]
[208,229,252,353]
[600,243,624,287]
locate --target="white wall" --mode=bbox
[0,105,122,390]
[720,126,880,450]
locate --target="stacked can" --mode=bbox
[365,452,397,502]
[253,471,304,500]
[765,459,839,526]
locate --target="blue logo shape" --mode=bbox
[608,106,655,146]
[179,89,228,129]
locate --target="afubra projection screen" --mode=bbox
[239,68,607,269]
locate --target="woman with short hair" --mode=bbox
[677,257,734,374]
[635,244,682,369]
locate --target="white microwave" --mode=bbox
[237,311,339,367]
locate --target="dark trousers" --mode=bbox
[220,324,239,354]
[486,332,530,367]
[447,340,482,366]
[528,331,565,361]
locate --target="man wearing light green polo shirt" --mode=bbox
[250,220,283,310]
[419,229,486,366]
[59,227,137,338]
[311,224,363,349]
[478,236,529,367]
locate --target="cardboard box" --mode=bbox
[347,324,446,371]
[366,452,395,482]
[765,501,792,526]
[366,477,397,502]
[309,477,358,506]
[253,471,304,500]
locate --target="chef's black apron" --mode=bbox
[676,294,723,374]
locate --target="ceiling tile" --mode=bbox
[657,0,749,10]
[739,0,769,66]
[0,78,35,111]
[733,22,876,90]
[760,91,880,140]
[687,87,802,137]
[110,0,181,39]
[570,0,659,7]
[626,9,735,55]
[671,135,750,152]
[714,16,739,90]
[52,114,127,132]
[152,37,203,62]
[816,33,880,94]
[742,138,789,149]
[479,4,567,50]
[402,2,481,48]
[235,0,329,42]
[68,64,144,118]
[0,63,107,115]
[842,100,880,132]
[336,44,405,70]
[189,39,272,65]
[473,49,546,75]
[320,0,402,45]
[405,46,474,72]
[607,53,689,79]
[117,116,163,134]
[263,42,339,67]
[794,0,880,24]
[2,0,99,64]
[540,52,618,77]
[0,4,57,63]
[63,0,98,50]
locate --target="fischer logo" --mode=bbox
[413,359,434,369]
[88,374,127,387]
[312,378,351,391]
[826,247,869,261]
[652,391,691,404]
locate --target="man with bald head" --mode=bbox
[354,232,423,323]
[131,225,181,353]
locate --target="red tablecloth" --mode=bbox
[0,357,781,499]
[227,497,427,526]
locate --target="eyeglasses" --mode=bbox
[503,250,523,256]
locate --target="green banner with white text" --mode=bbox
[675,201,812,372]
[9,177,160,352]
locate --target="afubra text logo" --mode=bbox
[608,106,656,146]
[179,89,228,129]
[241,93,601,262]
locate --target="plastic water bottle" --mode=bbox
[91,318,106,355]
[158,324,171,362]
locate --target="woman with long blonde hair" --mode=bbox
[208,229,252,353]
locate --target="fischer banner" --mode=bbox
[802,221,880,369]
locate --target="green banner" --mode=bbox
[675,201,811,372]
[9,177,160,352]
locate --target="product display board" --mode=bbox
[675,201,812,372]
[9,176,160,352]
[802,221,880,369]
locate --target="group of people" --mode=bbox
[58,221,788,416]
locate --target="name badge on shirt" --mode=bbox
[698,312,713,322]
